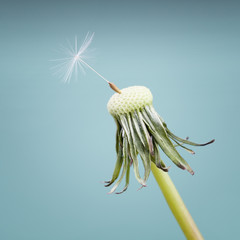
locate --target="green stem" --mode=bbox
[151,163,204,240]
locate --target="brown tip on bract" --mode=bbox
[108,82,121,94]
[183,165,194,175]
[137,184,147,191]
[189,169,195,176]
[201,139,215,146]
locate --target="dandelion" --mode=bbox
[105,86,214,194]
[105,86,214,239]
[54,32,214,239]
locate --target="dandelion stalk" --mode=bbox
[151,163,204,240]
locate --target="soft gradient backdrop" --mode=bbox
[1,0,239,239]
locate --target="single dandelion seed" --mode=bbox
[51,32,121,93]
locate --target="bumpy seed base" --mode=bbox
[107,86,153,116]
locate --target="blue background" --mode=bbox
[1,0,239,239]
